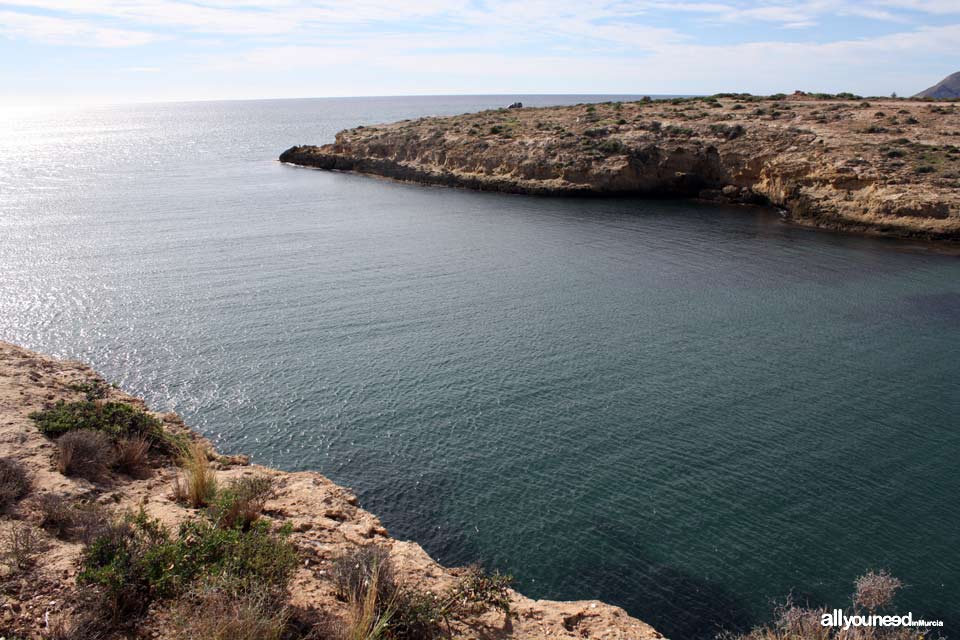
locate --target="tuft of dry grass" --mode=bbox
[0,456,31,512]
[114,434,151,477]
[343,563,393,640]
[332,546,395,640]
[173,441,218,508]
[56,429,114,481]
[169,578,289,640]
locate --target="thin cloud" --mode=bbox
[0,10,161,46]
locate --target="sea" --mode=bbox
[1,95,958,638]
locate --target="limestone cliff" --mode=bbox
[280,94,960,243]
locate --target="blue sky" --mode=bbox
[1,1,959,105]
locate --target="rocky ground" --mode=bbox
[0,340,662,639]
[280,93,960,243]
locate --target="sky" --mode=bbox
[1,0,959,105]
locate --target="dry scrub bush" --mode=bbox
[56,429,114,480]
[729,571,929,640]
[169,577,290,640]
[854,571,902,612]
[0,457,30,512]
[37,493,110,542]
[39,589,114,640]
[1,522,50,572]
[173,441,218,507]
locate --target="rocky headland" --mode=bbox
[0,341,662,639]
[280,94,960,243]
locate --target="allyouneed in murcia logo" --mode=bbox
[821,609,944,630]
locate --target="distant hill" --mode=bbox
[915,71,960,99]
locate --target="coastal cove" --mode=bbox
[2,96,960,638]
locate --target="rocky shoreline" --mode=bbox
[280,94,960,243]
[0,341,662,639]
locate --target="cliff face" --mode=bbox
[0,341,662,639]
[280,95,960,242]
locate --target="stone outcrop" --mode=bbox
[0,341,663,639]
[280,95,960,243]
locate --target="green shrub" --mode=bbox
[79,518,158,615]
[79,511,297,616]
[709,123,746,139]
[598,139,627,154]
[30,400,175,452]
[68,379,109,400]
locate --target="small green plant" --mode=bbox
[0,457,30,512]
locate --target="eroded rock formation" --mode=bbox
[281,95,960,242]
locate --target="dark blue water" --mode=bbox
[2,96,958,639]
